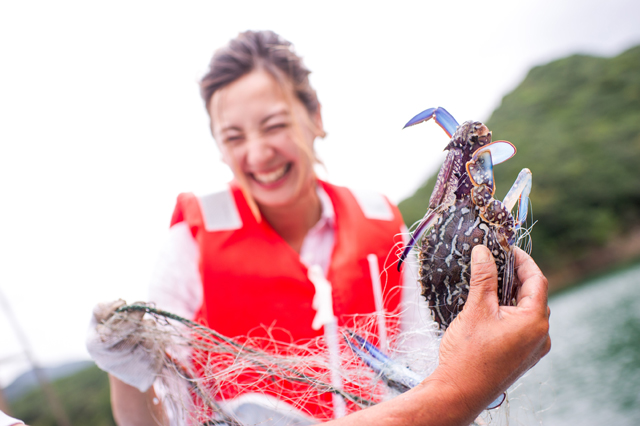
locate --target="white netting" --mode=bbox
[103,303,447,426]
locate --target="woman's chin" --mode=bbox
[250,179,298,208]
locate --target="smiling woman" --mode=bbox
[84,30,551,426]
[209,70,323,251]
[202,31,326,252]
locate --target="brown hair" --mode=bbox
[200,30,322,127]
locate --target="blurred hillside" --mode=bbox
[3,361,93,402]
[398,45,640,291]
[7,364,114,426]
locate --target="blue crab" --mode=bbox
[398,107,532,329]
[345,108,531,410]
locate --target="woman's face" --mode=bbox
[209,70,322,208]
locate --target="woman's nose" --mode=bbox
[245,136,275,166]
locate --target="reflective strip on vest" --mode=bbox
[197,189,243,232]
[197,186,392,230]
[349,188,394,221]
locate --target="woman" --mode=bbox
[87,30,551,426]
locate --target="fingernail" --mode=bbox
[472,246,490,264]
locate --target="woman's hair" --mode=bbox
[200,30,322,123]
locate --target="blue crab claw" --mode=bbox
[502,168,532,228]
[403,107,459,138]
[467,150,495,192]
[466,141,518,197]
[487,392,506,409]
[344,330,507,409]
[477,140,516,165]
[343,329,424,394]
[397,209,439,271]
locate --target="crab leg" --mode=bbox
[399,148,464,270]
[403,107,459,137]
[344,330,506,409]
[502,168,532,228]
[398,108,464,270]
[343,330,424,393]
[398,209,439,270]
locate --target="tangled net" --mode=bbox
[109,303,447,426]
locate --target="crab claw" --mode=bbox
[403,107,459,138]
[476,140,516,165]
[502,168,532,228]
[467,149,495,192]
[343,330,423,394]
[344,330,507,409]
[487,392,507,409]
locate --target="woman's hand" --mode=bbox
[86,300,167,393]
[433,245,551,414]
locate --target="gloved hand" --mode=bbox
[86,299,167,392]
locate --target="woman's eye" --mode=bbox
[266,123,288,133]
[224,135,244,144]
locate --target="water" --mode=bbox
[501,263,640,425]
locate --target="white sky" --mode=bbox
[1,0,639,386]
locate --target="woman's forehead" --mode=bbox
[209,71,303,131]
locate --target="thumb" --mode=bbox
[467,245,499,309]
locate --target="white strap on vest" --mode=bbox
[349,188,394,221]
[196,188,243,232]
[308,265,336,330]
[307,265,346,418]
[367,254,388,352]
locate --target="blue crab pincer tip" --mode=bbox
[403,107,437,129]
[487,392,506,409]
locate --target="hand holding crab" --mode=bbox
[345,108,540,414]
[436,245,551,414]
[340,244,550,425]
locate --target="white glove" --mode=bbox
[86,299,167,392]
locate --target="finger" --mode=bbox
[516,272,548,312]
[93,299,127,323]
[514,248,548,311]
[467,245,499,308]
[514,247,545,286]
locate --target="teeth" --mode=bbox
[252,164,289,184]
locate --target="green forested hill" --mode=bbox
[9,365,115,426]
[398,45,640,290]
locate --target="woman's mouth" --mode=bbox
[250,163,292,185]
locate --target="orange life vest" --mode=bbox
[170,180,405,419]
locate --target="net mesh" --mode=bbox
[110,304,454,425]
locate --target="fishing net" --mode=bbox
[103,302,450,426]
